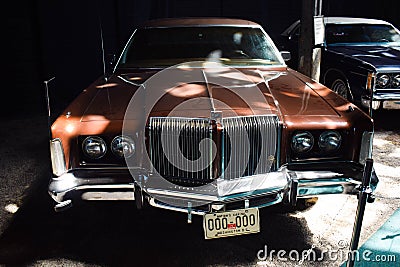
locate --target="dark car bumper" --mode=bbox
[361,92,400,109]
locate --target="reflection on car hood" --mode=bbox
[79,67,340,122]
[328,45,400,69]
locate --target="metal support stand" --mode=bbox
[346,158,374,267]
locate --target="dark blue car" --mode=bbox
[278,17,400,111]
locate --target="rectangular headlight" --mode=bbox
[359,131,373,165]
[50,138,67,176]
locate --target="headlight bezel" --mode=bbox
[82,136,107,159]
[318,130,342,153]
[111,135,136,159]
[376,74,390,88]
[392,74,400,88]
[291,131,314,154]
[290,130,345,160]
[375,73,400,89]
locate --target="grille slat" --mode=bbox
[222,115,278,180]
[148,115,279,186]
[149,117,213,185]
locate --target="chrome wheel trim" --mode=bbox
[331,79,349,100]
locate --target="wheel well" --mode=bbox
[323,69,346,86]
[323,69,354,101]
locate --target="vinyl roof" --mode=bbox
[139,17,261,28]
[281,17,394,36]
[324,17,392,25]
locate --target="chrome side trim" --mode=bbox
[50,138,67,176]
[147,193,284,215]
[369,93,400,100]
[146,188,218,202]
[81,191,135,201]
[359,131,374,165]
[78,184,135,190]
[148,198,207,215]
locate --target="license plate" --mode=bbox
[383,100,400,109]
[203,208,260,239]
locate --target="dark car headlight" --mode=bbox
[82,136,107,159]
[291,132,314,153]
[377,74,390,88]
[392,74,400,88]
[111,135,135,158]
[318,131,341,152]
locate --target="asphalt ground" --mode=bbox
[0,109,399,267]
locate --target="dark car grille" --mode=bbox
[148,115,279,186]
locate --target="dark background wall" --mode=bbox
[4,0,400,118]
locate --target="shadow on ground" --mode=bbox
[373,109,400,131]
[3,107,399,267]
[0,159,317,267]
[0,174,317,267]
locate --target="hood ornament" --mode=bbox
[211,111,222,123]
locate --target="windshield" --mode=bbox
[326,24,400,46]
[118,26,283,68]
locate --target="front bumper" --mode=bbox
[48,162,378,213]
[361,92,400,109]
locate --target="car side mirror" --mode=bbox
[280,51,291,62]
[104,54,116,81]
[106,54,116,72]
[314,43,325,49]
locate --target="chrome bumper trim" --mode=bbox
[148,198,207,215]
[48,163,372,212]
[362,93,400,101]
[146,188,218,202]
[81,191,135,201]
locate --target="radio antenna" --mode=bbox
[97,4,107,81]
[44,77,55,140]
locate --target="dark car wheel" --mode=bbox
[331,78,350,100]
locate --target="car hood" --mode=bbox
[328,45,400,69]
[77,66,340,123]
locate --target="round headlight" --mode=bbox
[291,132,314,153]
[82,136,107,159]
[377,74,390,88]
[392,74,400,88]
[111,135,135,158]
[318,131,342,152]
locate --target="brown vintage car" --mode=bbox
[48,17,378,239]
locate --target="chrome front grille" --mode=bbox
[222,115,279,179]
[148,115,279,186]
[149,117,215,186]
